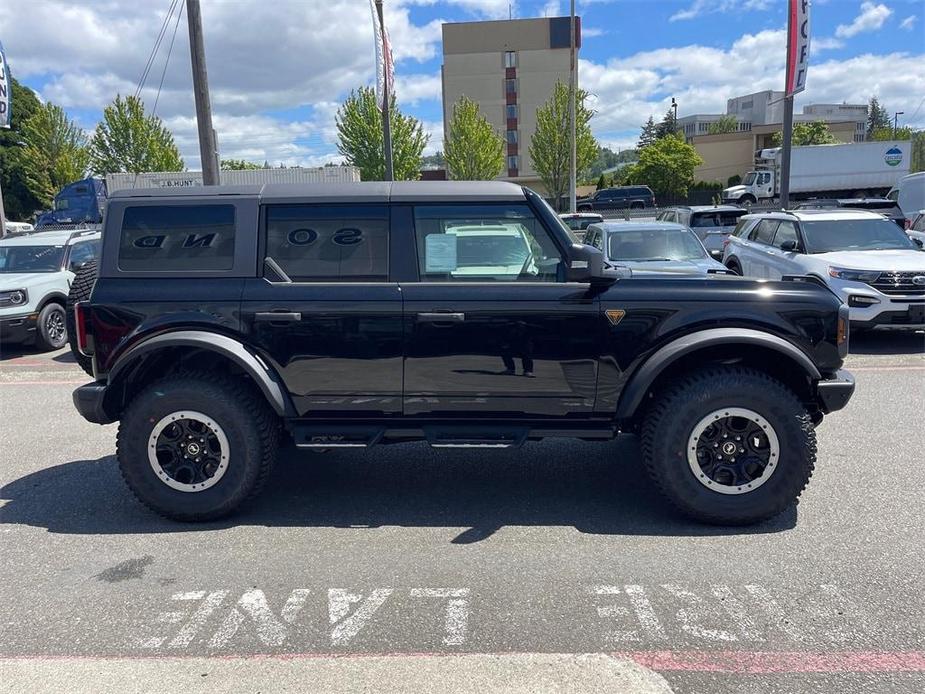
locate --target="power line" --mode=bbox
[135,0,180,100]
[152,0,186,116]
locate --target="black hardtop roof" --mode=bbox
[109,180,528,204]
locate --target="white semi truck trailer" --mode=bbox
[722,140,912,205]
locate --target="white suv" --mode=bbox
[723,209,925,330]
[0,229,101,350]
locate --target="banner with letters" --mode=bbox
[0,40,11,128]
[785,0,810,96]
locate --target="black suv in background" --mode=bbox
[577,186,655,212]
[71,181,853,525]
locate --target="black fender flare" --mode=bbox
[37,291,69,310]
[614,328,821,419]
[107,330,294,417]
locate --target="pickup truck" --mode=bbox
[70,181,854,525]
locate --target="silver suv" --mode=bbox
[0,229,101,350]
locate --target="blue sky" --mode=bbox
[2,0,923,168]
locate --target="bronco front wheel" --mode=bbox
[640,366,815,525]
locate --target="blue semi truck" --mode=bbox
[34,178,107,228]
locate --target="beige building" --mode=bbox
[692,121,859,184]
[441,16,579,192]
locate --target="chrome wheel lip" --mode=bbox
[147,411,229,493]
[686,407,780,496]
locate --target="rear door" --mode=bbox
[240,202,403,417]
[738,219,779,277]
[401,201,600,419]
[761,220,803,279]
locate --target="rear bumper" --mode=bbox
[0,312,37,343]
[73,381,115,424]
[816,369,855,413]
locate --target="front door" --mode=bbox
[402,202,601,418]
[241,202,403,417]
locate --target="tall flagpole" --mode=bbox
[375,0,394,181]
[0,38,10,236]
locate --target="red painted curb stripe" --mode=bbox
[615,650,925,674]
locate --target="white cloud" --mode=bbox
[835,2,893,38]
[812,37,845,53]
[899,15,917,31]
[670,0,771,23]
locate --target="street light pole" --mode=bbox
[568,0,576,214]
[187,0,220,185]
[893,111,904,139]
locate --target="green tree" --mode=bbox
[421,151,446,169]
[0,76,44,220]
[336,87,429,181]
[867,96,890,137]
[637,116,657,149]
[89,95,183,174]
[443,96,504,180]
[770,121,839,147]
[528,81,598,210]
[221,158,261,170]
[707,115,738,136]
[19,102,90,208]
[655,108,678,139]
[596,174,606,190]
[630,132,703,199]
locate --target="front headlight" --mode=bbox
[0,289,28,306]
[828,267,881,283]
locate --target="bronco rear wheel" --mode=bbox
[640,366,815,525]
[117,373,279,521]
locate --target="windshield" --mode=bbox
[454,235,530,267]
[743,172,757,186]
[54,195,95,217]
[802,219,917,253]
[690,212,745,228]
[608,228,707,261]
[0,245,66,272]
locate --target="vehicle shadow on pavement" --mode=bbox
[0,437,796,539]
[849,330,925,355]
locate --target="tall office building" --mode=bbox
[441,16,580,190]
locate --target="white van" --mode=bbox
[887,171,925,226]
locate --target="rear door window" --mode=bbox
[264,205,389,282]
[749,219,779,245]
[118,205,236,271]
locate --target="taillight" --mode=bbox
[74,301,93,356]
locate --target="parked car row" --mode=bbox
[722,209,925,331]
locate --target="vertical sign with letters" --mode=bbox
[0,40,11,129]
[785,0,810,96]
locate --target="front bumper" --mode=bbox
[0,312,38,343]
[816,369,855,413]
[73,381,115,424]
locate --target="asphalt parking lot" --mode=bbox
[0,332,923,693]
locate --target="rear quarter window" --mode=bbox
[118,205,236,271]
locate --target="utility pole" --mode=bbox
[187,0,220,185]
[375,0,394,181]
[893,111,904,139]
[568,0,576,213]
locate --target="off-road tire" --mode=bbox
[35,302,68,351]
[117,372,280,521]
[66,259,97,375]
[640,366,815,525]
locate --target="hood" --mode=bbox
[0,272,59,288]
[813,249,925,271]
[615,258,728,276]
[723,185,746,197]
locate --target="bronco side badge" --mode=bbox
[606,309,626,326]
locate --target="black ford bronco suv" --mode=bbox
[71,181,854,524]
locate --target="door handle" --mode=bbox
[417,312,465,323]
[255,311,302,323]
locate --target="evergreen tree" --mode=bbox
[637,116,657,149]
[867,97,890,137]
[655,108,678,139]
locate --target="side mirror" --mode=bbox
[913,238,924,249]
[566,243,613,285]
[709,249,725,261]
[70,260,91,272]
[779,240,798,252]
